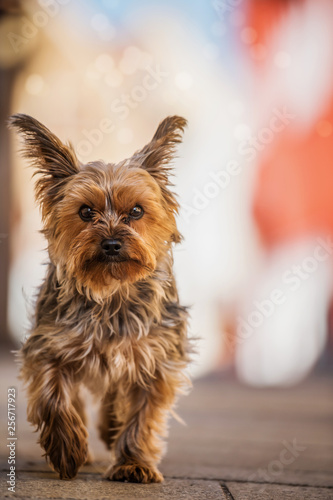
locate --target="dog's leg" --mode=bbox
[72,390,93,465]
[98,390,120,451]
[21,348,88,479]
[105,372,180,483]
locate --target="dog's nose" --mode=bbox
[101,239,122,256]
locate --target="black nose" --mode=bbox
[101,239,122,256]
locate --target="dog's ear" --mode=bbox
[8,113,79,217]
[132,115,187,212]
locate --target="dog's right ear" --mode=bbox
[131,116,187,214]
[8,113,79,217]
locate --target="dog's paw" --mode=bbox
[40,413,88,480]
[48,438,88,480]
[105,463,163,483]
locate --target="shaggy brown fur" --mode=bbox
[9,113,191,483]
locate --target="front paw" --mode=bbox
[40,414,88,479]
[105,463,164,483]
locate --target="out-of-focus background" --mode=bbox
[1,0,333,385]
[1,2,333,498]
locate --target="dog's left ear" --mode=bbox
[8,113,79,218]
[132,115,187,212]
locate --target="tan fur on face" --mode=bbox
[9,113,192,483]
[51,163,178,298]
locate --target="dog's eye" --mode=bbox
[129,205,144,220]
[79,205,94,222]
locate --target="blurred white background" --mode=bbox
[1,0,333,384]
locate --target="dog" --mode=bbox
[9,113,191,483]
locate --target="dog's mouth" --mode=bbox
[84,253,147,269]
[80,252,154,285]
[98,254,128,264]
[90,252,131,265]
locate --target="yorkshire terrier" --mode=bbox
[9,113,191,483]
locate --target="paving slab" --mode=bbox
[0,472,227,500]
[226,481,333,500]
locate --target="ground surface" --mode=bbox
[0,354,332,499]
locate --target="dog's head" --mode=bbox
[9,114,186,298]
